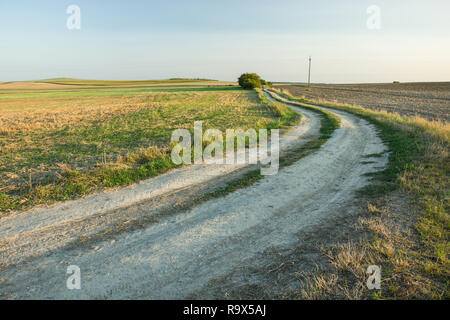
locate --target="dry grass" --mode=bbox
[270,87,449,299]
[0,82,75,89]
[0,86,294,215]
[0,95,148,134]
[329,197,445,299]
[284,194,445,300]
[0,92,256,135]
[296,272,339,300]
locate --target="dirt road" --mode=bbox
[0,93,388,299]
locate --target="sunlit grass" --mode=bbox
[0,87,297,216]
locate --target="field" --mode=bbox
[275,82,450,121]
[0,79,297,215]
[0,79,448,300]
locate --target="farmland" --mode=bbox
[275,82,450,121]
[0,78,448,300]
[0,79,297,215]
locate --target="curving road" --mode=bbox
[0,92,388,299]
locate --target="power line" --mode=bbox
[307,56,311,87]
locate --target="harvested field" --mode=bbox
[275,82,450,121]
[0,83,297,215]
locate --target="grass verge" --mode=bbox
[272,87,449,299]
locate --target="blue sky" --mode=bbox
[1,0,449,83]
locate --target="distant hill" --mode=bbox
[36,78,218,86]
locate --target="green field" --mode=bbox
[0,80,298,215]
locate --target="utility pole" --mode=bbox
[307,56,312,87]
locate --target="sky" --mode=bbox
[1,0,449,83]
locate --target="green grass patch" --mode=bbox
[0,87,301,216]
[0,86,242,100]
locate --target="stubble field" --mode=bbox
[0,79,297,215]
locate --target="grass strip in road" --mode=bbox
[256,89,300,129]
[265,89,341,141]
[198,90,342,206]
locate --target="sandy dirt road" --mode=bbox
[0,92,388,299]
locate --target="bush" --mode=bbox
[238,73,262,89]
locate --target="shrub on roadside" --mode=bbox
[238,73,262,89]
